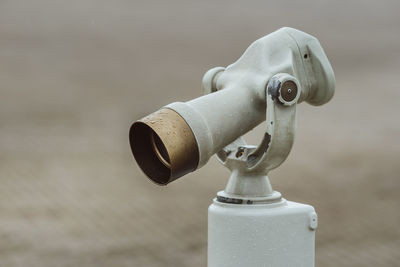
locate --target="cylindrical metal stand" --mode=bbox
[208,198,318,267]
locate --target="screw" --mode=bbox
[235,147,245,158]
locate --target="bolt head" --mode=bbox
[280,81,298,102]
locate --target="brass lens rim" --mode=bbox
[129,108,199,185]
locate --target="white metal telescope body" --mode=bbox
[129,27,335,267]
[167,27,334,170]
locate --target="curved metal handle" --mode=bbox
[247,74,299,174]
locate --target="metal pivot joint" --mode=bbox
[204,71,300,204]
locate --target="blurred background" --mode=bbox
[1,0,399,266]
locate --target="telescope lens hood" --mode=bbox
[129,108,199,185]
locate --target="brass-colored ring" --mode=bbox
[129,108,199,185]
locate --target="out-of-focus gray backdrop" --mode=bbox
[1,0,399,266]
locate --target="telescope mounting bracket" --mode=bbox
[203,69,300,204]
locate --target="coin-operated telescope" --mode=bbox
[129,27,335,267]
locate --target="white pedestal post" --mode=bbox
[208,198,318,267]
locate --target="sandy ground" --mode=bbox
[0,0,399,266]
